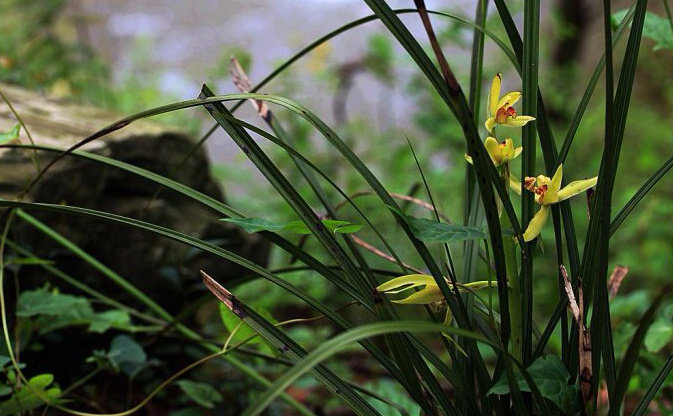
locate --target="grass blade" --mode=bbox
[610,153,673,236]
[581,0,649,403]
[6,208,317,416]
[201,272,382,416]
[610,285,673,415]
[227,319,485,416]
[200,87,459,415]
[1,143,371,308]
[5,199,468,414]
[237,315,552,416]
[629,354,673,416]
[558,3,637,164]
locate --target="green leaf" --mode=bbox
[17,288,92,319]
[489,355,578,415]
[610,290,650,318]
[644,319,673,353]
[222,218,285,233]
[0,355,11,369]
[0,124,20,144]
[613,9,673,50]
[405,216,487,243]
[176,380,223,409]
[333,224,363,234]
[0,373,61,415]
[219,303,278,356]
[88,310,132,333]
[107,335,147,376]
[236,320,494,416]
[222,218,361,234]
[17,288,131,334]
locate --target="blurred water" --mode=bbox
[74,1,476,162]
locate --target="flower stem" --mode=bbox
[501,164,522,361]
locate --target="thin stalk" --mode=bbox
[521,0,540,365]
[502,165,522,362]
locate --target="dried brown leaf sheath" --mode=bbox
[201,270,247,318]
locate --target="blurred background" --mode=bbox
[1,0,672,414]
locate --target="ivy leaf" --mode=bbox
[106,335,147,376]
[0,373,61,415]
[221,218,361,234]
[17,288,131,334]
[17,289,92,319]
[489,355,578,415]
[0,124,20,144]
[176,380,223,409]
[613,9,673,51]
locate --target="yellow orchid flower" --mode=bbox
[465,137,523,167]
[485,73,536,133]
[522,164,598,242]
[465,137,523,201]
[377,274,493,354]
[376,274,493,304]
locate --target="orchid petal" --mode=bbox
[541,164,564,204]
[462,280,495,291]
[500,139,516,163]
[485,117,496,133]
[523,205,550,242]
[376,274,437,294]
[513,146,523,160]
[484,137,500,165]
[496,91,521,110]
[393,285,444,304]
[502,115,535,128]
[557,176,598,201]
[488,73,502,118]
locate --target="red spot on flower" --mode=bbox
[524,177,537,191]
[496,106,518,123]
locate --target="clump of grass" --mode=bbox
[2,1,673,415]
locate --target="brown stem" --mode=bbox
[350,235,424,274]
[561,265,592,409]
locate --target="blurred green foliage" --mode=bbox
[1,1,673,414]
[0,0,201,134]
